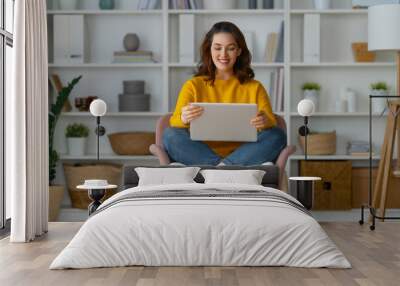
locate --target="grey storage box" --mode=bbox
[123,80,145,94]
[118,93,150,111]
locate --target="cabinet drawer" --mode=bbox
[300,161,352,210]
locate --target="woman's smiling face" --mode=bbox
[211,32,241,74]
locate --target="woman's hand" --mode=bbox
[250,111,267,129]
[181,104,204,125]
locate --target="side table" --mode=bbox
[289,176,321,210]
[77,180,117,215]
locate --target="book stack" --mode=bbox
[169,0,203,9]
[347,141,372,156]
[269,68,284,112]
[137,0,160,9]
[264,21,284,62]
[113,51,154,63]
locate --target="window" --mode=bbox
[1,0,14,231]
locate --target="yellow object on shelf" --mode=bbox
[351,42,376,62]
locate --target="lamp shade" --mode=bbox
[297,99,315,117]
[368,4,400,51]
[89,99,107,117]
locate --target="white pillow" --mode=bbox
[135,167,200,186]
[200,169,266,185]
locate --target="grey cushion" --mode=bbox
[122,165,280,190]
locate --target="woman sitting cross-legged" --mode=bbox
[163,21,287,166]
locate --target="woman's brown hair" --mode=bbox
[196,21,254,84]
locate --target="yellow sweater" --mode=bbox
[170,76,277,157]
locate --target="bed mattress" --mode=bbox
[50,183,351,269]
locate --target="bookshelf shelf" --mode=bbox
[60,112,165,117]
[290,62,396,68]
[290,112,388,117]
[59,154,158,160]
[168,9,285,15]
[168,62,284,68]
[289,154,380,161]
[47,10,163,15]
[290,9,367,15]
[48,63,163,68]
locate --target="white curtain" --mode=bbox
[9,0,48,242]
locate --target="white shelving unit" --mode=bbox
[47,0,395,181]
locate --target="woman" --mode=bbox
[163,21,286,166]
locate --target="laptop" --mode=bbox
[189,103,258,142]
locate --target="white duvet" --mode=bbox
[50,183,351,269]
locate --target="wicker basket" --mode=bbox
[63,163,122,209]
[352,42,376,62]
[49,185,64,221]
[298,131,336,155]
[108,132,155,155]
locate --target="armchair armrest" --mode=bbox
[276,145,296,189]
[149,144,171,165]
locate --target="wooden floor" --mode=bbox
[0,222,399,286]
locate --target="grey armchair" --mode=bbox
[149,113,296,190]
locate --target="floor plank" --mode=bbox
[0,222,399,286]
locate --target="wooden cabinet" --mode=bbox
[300,160,352,210]
[352,167,400,208]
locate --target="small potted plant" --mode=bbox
[66,123,89,156]
[370,81,389,114]
[302,82,321,111]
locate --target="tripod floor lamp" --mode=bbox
[359,4,400,230]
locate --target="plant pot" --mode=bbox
[67,137,87,156]
[49,185,64,221]
[203,0,236,10]
[371,89,388,114]
[313,0,331,9]
[59,0,78,10]
[303,89,319,111]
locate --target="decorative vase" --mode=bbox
[371,89,388,114]
[346,89,356,112]
[203,0,236,10]
[99,0,115,10]
[67,137,87,156]
[59,0,78,10]
[123,33,140,52]
[303,89,319,111]
[313,0,331,9]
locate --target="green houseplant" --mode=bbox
[302,82,321,111]
[49,75,82,184]
[369,81,389,114]
[48,75,81,221]
[65,123,89,156]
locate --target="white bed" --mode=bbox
[50,183,351,269]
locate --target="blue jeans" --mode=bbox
[163,127,287,166]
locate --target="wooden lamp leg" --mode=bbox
[378,105,398,219]
[370,108,390,221]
